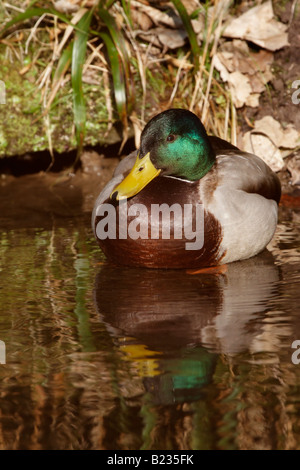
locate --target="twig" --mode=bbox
[3,2,25,13]
[25,14,46,54]
[167,52,189,107]
[224,96,229,140]
[201,2,226,123]
[230,98,237,146]
[289,0,299,27]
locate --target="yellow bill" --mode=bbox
[110,152,161,201]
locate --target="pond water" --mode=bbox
[0,173,300,450]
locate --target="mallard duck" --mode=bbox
[92,109,281,268]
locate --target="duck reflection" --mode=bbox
[94,250,280,405]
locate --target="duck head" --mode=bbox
[111,109,216,201]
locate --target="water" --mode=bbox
[0,173,300,450]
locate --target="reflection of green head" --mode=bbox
[140,109,216,181]
[144,347,218,405]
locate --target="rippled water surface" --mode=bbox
[0,174,300,450]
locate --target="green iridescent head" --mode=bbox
[139,108,216,181]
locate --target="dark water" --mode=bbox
[0,174,300,450]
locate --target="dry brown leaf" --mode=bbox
[242,116,300,171]
[138,27,187,49]
[227,71,252,108]
[223,0,289,51]
[180,0,200,15]
[242,132,284,171]
[215,39,274,108]
[214,54,230,82]
[132,0,203,36]
[53,0,96,13]
[131,9,153,31]
[249,49,273,73]
[53,0,80,13]
[286,153,300,185]
[137,31,161,48]
[214,57,258,108]
[245,93,260,108]
[249,75,266,94]
[191,19,204,35]
[157,28,187,49]
[279,126,300,149]
[252,116,300,149]
[131,1,181,28]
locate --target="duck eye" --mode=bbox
[166,134,176,142]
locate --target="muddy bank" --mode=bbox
[0,151,118,229]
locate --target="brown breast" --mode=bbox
[94,176,224,268]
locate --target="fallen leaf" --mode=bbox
[249,75,266,94]
[54,0,80,13]
[279,126,300,149]
[241,116,300,171]
[131,0,181,28]
[215,57,257,108]
[215,41,273,100]
[131,9,153,31]
[245,93,260,107]
[138,27,187,49]
[157,28,187,49]
[227,71,252,108]
[242,132,284,171]
[137,31,161,48]
[214,54,230,82]
[252,116,300,149]
[223,0,289,51]
[181,0,201,15]
[286,153,300,185]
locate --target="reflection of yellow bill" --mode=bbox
[110,152,161,201]
[120,341,162,377]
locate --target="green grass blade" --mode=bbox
[121,0,133,28]
[104,0,118,9]
[53,43,72,85]
[71,10,92,159]
[43,42,72,112]
[99,31,127,126]
[98,7,133,108]
[0,7,87,38]
[0,8,68,37]
[171,0,201,70]
[98,7,129,71]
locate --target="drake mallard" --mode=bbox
[92,109,281,268]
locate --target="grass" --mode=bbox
[0,0,236,162]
